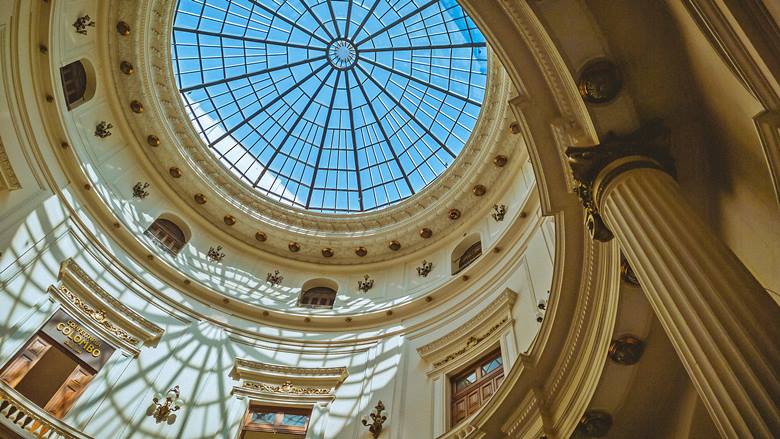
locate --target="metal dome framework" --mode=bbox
[172,0,488,213]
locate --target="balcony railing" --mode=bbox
[0,381,92,439]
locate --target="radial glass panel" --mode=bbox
[172,0,488,213]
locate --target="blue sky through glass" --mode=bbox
[172,0,488,213]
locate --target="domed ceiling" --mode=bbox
[171,0,488,214]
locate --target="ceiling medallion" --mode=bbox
[116,21,131,36]
[608,335,645,365]
[147,134,160,146]
[355,247,368,257]
[472,185,487,196]
[130,100,144,113]
[223,215,236,226]
[388,240,401,251]
[255,232,267,242]
[493,155,508,167]
[321,248,334,258]
[577,59,622,105]
[120,61,134,75]
[574,410,613,437]
[169,167,182,178]
[193,193,206,204]
[288,242,301,253]
[419,228,433,239]
[448,208,461,220]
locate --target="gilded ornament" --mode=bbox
[58,286,140,345]
[472,184,487,196]
[132,181,150,199]
[169,167,182,178]
[242,380,329,396]
[492,204,507,222]
[116,21,131,36]
[207,245,225,263]
[448,208,461,220]
[419,228,433,239]
[72,15,95,35]
[223,215,236,226]
[608,335,644,365]
[577,59,622,104]
[357,275,374,293]
[193,193,207,204]
[388,240,401,251]
[509,122,521,134]
[416,260,433,277]
[574,410,612,437]
[288,242,301,252]
[120,61,134,75]
[266,270,283,286]
[354,246,368,257]
[321,247,334,257]
[146,386,183,425]
[130,100,144,113]
[255,231,267,242]
[362,401,387,439]
[493,154,508,167]
[147,134,160,146]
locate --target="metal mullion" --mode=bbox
[344,73,364,210]
[251,67,336,187]
[305,71,342,208]
[355,0,437,46]
[179,55,326,93]
[351,69,414,196]
[326,0,341,38]
[247,0,331,45]
[359,41,485,53]
[345,0,354,38]
[349,0,381,41]
[296,0,335,41]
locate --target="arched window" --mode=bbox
[451,234,482,274]
[144,218,187,256]
[298,287,337,309]
[60,61,89,110]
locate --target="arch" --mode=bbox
[451,233,482,275]
[144,214,189,256]
[59,58,96,110]
[298,279,339,309]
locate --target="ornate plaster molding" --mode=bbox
[0,137,21,191]
[417,289,516,374]
[53,258,164,355]
[231,358,348,403]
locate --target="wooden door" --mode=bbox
[43,365,95,418]
[0,336,52,387]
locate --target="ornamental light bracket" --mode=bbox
[362,401,387,439]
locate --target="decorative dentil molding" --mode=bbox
[417,289,516,373]
[0,136,21,191]
[231,358,348,402]
[53,258,164,355]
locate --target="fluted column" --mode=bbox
[566,124,780,438]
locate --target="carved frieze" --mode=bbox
[232,358,348,402]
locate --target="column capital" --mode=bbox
[564,121,674,241]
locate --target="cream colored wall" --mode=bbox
[583,0,780,299]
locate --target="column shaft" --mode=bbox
[598,167,780,438]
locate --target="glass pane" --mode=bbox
[281,414,309,427]
[250,411,276,425]
[455,371,477,392]
[481,357,503,375]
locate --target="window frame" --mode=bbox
[448,348,504,427]
[241,404,312,436]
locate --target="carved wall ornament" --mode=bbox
[266,270,283,286]
[565,121,674,242]
[193,193,207,204]
[362,401,387,439]
[619,254,640,287]
[472,184,487,196]
[432,317,508,368]
[321,247,334,258]
[388,240,401,251]
[416,260,433,277]
[608,335,645,365]
[577,59,622,104]
[168,167,182,178]
[207,245,225,263]
[493,154,508,167]
[574,410,613,437]
[130,100,144,113]
[354,246,368,257]
[358,275,374,293]
[120,61,134,75]
[288,242,301,252]
[419,228,433,239]
[448,208,461,220]
[146,134,160,146]
[132,181,150,199]
[223,215,236,226]
[116,21,131,36]
[509,122,521,134]
[492,204,507,222]
[94,121,113,138]
[73,15,95,35]
[254,231,267,242]
[58,286,140,345]
[242,381,330,396]
[0,137,22,191]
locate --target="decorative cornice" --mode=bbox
[54,258,164,354]
[241,381,330,396]
[432,317,508,368]
[231,358,348,402]
[0,136,21,191]
[232,358,348,382]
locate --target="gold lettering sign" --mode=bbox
[41,309,115,370]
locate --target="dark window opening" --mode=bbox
[298,287,337,309]
[60,61,88,110]
[144,218,187,256]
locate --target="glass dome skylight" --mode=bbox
[172,0,488,213]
